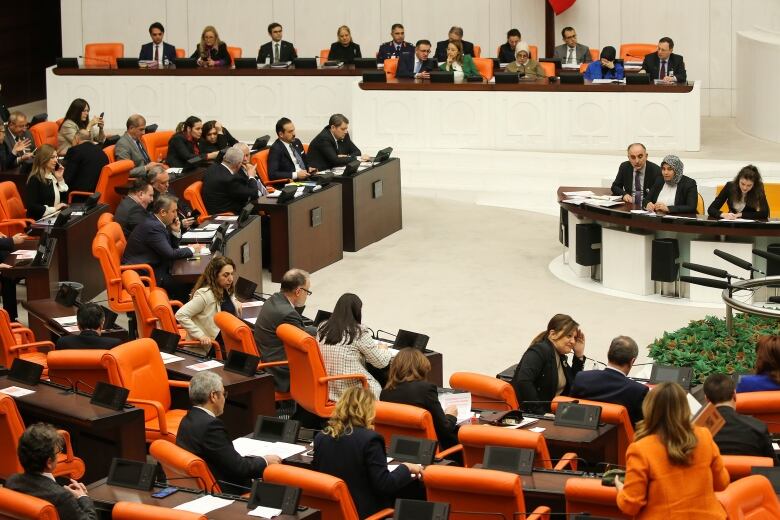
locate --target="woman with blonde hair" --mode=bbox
[616,382,729,518]
[24,144,68,220]
[328,25,362,63]
[190,25,231,67]
[313,387,421,518]
[439,39,478,79]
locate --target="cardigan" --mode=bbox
[175,286,239,341]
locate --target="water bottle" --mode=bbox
[163,57,169,69]
[668,69,675,82]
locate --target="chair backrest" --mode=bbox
[449,371,519,411]
[263,464,361,520]
[589,48,599,61]
[766,183,780,218]
[0,181,28,220]
[250,149,272,186]
[122,269,157,338]
[175,48,185,58]
[373,401,438,449]
[472,57,493,80]
[182,181,209,221]
[97,212,114,229]
[148,288,180,334]
[539,61,556,77]
[94,160,133,212]
[716,474,780,519]
[226,46,242,61]
[0,309,25,367]
[529,44,538,61]
[29,122,59,148]
[472,45,481,58]
[214,311,259,356]
[84,42,124,68]
[722,454,775,481]
[383,58,398,79]
[0,486,60,520]
[149,440,219,494]
[697,193,705,215]
[103,144,116,163]
[112,502,206,520]
[141,130,174,163]
[458,424,553,469]
[565,477,630,519]
[619,43,656,61]
[0,393,26,479]
[47,349,111,391]
[92,222,132,313]
[277,323,332,417]
[736,390,780,433]
[319,49,330,63]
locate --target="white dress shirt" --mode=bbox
[657,183,678,207]
[284,141,304,180]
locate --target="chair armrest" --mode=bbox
[169,300,184,309]
[10,340,55,354]
[555,452,578,471]
[436,444,463,459]
[120,263,156,280]
[168,380,190,389]
[56,429,77,462]
[127,397,169,435]
[365,508,395,520]
[318,373,368,388]
[177,339,223,360]
[67,191,94,204]
[257,360,289,370]
[527,506,551,520]
[0,221,26,235]
[10,324,35,343]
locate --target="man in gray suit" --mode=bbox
[5,111,34,167]
[553,26,592,65]
[115,114,162,177]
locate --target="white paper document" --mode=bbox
[202,224,222,230]
[437,390,472,423]
[529,426,546,433]
[244,317,258,324]
[249,505,283,517]
[591,79,626,84]
[14,250,37,259]
[214,215,239,221]
[388,464,400,472]
[1,386,36,397]
[503,417,539,429]
[584,199,622,207]
[160,353,185,364]
[562,190,595,197]
[166,168,183,174]
[720,218,755,222]
[686,392,703,416]
[241,300,263,308]
[182,231,216,240]
[232,437,307,459]
[173,495,233,514]
[53,315,78,326]
[185,360,223,371]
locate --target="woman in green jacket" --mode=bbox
[439,40,478,79]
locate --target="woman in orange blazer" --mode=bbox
[615,382,729,519]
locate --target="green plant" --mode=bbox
[648,314,780,385]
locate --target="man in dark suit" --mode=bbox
[5,111,34,167]
[6,423,98,520]
[268,117,317,182]
[640,36,687,83]
[257,23,298,64]
[55,303,122,350]
[139,22,177,67]
[177,372,281,495]
[202,147,260,214]
[553,26,593,65]
[115,114,162,177]
[434,26,475,62]
[0,231,24,320]
[306,114,367,171]
[703,374,777,462]
[396,40,437,80]
[498,29,522,63]
[610,143,662,207]
[62,130,108,194]
[570,336,649,425]
[377,23,414,60]
[115,178,154,237]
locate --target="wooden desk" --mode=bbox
[0,377,146,484]
[256,184,343,282]
[522,417,618,466]
[169,167,206,200]
[21,298,129,343]
[87,479,321,520]
[332,159,402,252]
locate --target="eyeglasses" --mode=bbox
[299,287,312,295]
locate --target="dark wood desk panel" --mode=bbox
[171,254,209,284]
[55,65,364,77]
[361,77,694,93]
[0,377,146,484]
[169,167,206,200]
[522,417,619,466]
[332,159,402,252]
[257,185,343,282]
[224,216,262,293]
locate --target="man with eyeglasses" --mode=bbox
[396,39,437,79]
[553,26,592,65]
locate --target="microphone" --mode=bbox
[681,262,729,279]
[680,275,730,290]
[374,329,396,341]
[46,374,76,393]
[753,248,780,264]
[714,249,764,275]
[78,55,115,69]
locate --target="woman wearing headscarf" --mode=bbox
[583,46,624,81]
[505,42,546,79]
[646,155,699,214]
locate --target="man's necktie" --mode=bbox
[567,47,574,64]
[136,140,150,163]
[292,145,306,170]
[414,60,421,74]
[274,43,280,63]
[634,171,642,207]
[660,60,667,79]
[154,45,159,63]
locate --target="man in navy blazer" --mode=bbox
[640,37,687,83]
[139,22,177,66]
[377,23,414,60]
[55,303,122,350]
[610,143,661,207]
[434,26,475,62]
[257,23,298,64]
[306,114,368,171]
[268,117,317,182]
[396,40,437,79]
[570,336,649,425]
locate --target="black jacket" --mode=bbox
[380,380,459,450]
[202,162,259,214]
[139,41,177,62]
[641,52,687,83]
[122,214,192,283]
[114,196,148,237]
[55,329,122,350]
[396,54,437,79]
[313,427,413,519]
[647,175,699,214]
[198,128,238,161]
[306,126,361,171]
[713,406,776,463]
[511,338,585,414]
[63,142,108,194]
[498,42,518,63]
[328,42,361,63]
[190,42,231,66]
[267,138,309,181]
[570,368,649,425]
[258,40,297,63]
[434,39,475,62]
[707,181,770,219]
[6,472,98,520]
[166,132,205,168]
[24,175,68,220]
[610,160,662,201]
[176,407,267,495]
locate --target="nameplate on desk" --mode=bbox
[372,180,383,199]
[311,207,322,227]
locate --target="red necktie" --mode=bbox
[659,60,667,79]
[154,45,159,62]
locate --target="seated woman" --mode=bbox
[616,382,729,519]
[166,116,219,168]
[737,335,780,392]
[380,348,459,451]
[511,313,586,414]
[583,46,624,81]
[707,165,769,220]
[328,25,362,64]
[439,39,478,80]
[198,120,239,161]
[190,25,231,67]
[505,42,546,78]
[57,98,105,154]
[24,144,68,220]
[646,155,699,214]
[318,293,393,402]
[313,387,422,518]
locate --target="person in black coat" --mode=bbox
[434,26,475,62]
[62,131,108,194]
[306,114,366,171]
[55,303,122,350]
[258,23,297,64]
[0,124,25,170]
[328,25,361,63]
[313,387,421,518]
[115,178,154,237]
[512,314,587,414]
[708,165,770,220]
[640,37,687,83]
[139,22,177,65]
[166,116,219,168]
[646,155,698,214]
[190,26,231,67]
[24,144,68,220]
[396,40,437,79]
[610,143,662,208]
[570,336,649,425]
[0,231,24,320]
[498,29,522,63]
[268,117,317,182]
[202,148,260,215]
[198,121,238,161]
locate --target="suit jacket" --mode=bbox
[122,214,192,282]
[4,129,33,160]
[647,175,698,214]
[114,196,148,237]
[511,338,585,414]
[62,141,108,193]
[56,329,122,350]
[115,132,151,177]
[396,54,437,79]
[166,132,202,168]
[313,427,413,519]
[707,181,770,219]
[583,61,624,80]
[328,42,361,63]
[139,41,177,62]
[434,39,474,62]
[177,407,267,495]
[439,54,479,77]
[641,52,687,83]
[258,40,297,63]
[267,138,309,181]
[6,472,98,520]
[0,139,18,170]
[306,126,361,171]
[713,406,776,462]
[24,174,68,220]
[0,236,14,263]
[380,380,459,450]
[498,42,518,63]
[190,42,231,66]
[570,368,649,425]
[610,160,662,203]
[377,41,414,61]
[253,292,315,392]
[202,162,258,215]
[553,43,593,64]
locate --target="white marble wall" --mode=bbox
[60,0,780,117]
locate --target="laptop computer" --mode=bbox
[313,310,332,327]
[235,276,261,301]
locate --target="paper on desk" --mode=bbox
[249,505,283,518]
[186,360,223,371]
[266,191,281,198]
[663,215,697,220]
[214,215,239,221]
[529,426,546,433]
[686,392,703,416]
[503,417,539,429]
[244,317,258,324]
[14,250,37,260]
[202,223,222,230]
[166,168,184,174]
[182,231,216,240]
[63,326,80,333]
[388,464,400,472]
[561,63,580,69]
[387,347,400,356]
[53,315,78,327]
[720,218,755,222]
[561,198,585,205]
[631,209,652,214]
[438,390,472,423]
[591,79,625,84]
[773,442,779,451]
[1,386,36,397]
[232,438,307,459]
[173,495,233,514]
[160,352,185,364]
[563,191,595,197]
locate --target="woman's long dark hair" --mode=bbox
[317,293,362,345]
[175,115,201,135]
[63,98,90,129]
[728,165,764,211]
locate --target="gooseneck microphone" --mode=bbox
[680,275,730,290]
[681,262,729,279]
[714,249,764,275]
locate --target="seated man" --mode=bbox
[552,26,592,65]
[570,335,649,424]
[267,117,316,183]
[396,40,437,80]
[306,114,368,171]
[177,372,281,495]
[703,373,776,462]
[62,130,108,194]
[498,28,522,63]
[6,423,98,520]
[139,22,177,67]
[257,23,297,64]
[0,231,24,320]
[640,36,687,83]
[115,114,162,177]
[434,26,475,62]
[610,143,661,207]
[202,147,260,214]
[4,111,34,168]
[115,178,155,237]
[377,23,413,60]
[55,303,122,350]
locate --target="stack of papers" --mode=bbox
[53,316,78,327]
[232,438,308,459]
[173,495,233,514]
[1,386,36,397]
[160,352,185,364]
[249,505,283,517]
[14,250,37,260]
[182,231,216,240]
[186,360,223,372]
[561,191,623,208]
[214,215,239,221]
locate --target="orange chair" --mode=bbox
[736,390,780,433]
[263,464,394,520]
[175,48,186,58]
[472,57,493,80]
[29,122,59,148]
[0,309,51,372]
[277,323,367,418]
[373,401,462,459]
[97,212,114,228]
[539,61,556,77]
[0,181,36,234]
[122,269,159,338]
[183,181,224,223]
[250,148,289,188]
[0,393,85,481]
[716,474,780,519]
[697,193,705,215]
[589,48,599,61]
[47,349,110,391]
[722,454,774,481]
[619,43,656,62]
[68,159,133,212]
[141,130,174,163]
[112,502,207,520]
[101,338,190,442]
[458,424,578,470]
[148,287,218,356]
[449,371,519,411]
[765,183,780,218]
[424,465,550,520]
[149,439,219,494]
[103,144,115,163]
[472,45,481,58]
[0,486,59,520]
[565,477,630,519]
[383,58,398,79]
[226,46,242,62]
[320,49,330,63]
[84,42,124,68]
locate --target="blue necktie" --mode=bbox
[414,60,421,74]
[292,145,306,170]
[136,139,150,163]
